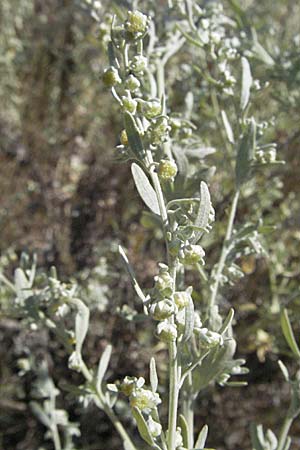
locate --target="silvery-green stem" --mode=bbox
[277,417,293,450]
[209,190,240,310]
[168,339,179,450]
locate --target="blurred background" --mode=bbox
[0,0,300,449]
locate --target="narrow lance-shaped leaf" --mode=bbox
[280,308,300,359]
[150,357,158,393]
[221,110,235,144]
[30,402,52,429]
[283,437,292,450]
[250,424,265,450]
[97,344,112,391]
[240,56,252,111]
[195,424,208,449]
[72,298,90,355]
[124,112,145,159]
[131,163,160,216]
[179,414,189,448]
[131,406,155,446]
[218,308,234,335]
[182,293,194,343]
[118,245,148,304]
[235,118,256,187]
[192,181,212,244]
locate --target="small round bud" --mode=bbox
[125,74,141,91]
[120,129,129,146]
[157,321,177,342]
[154,263,173,296]
[121,96,137,114]
[158,159,178,181]
[130,55,148,73]
[130,388,161,411]
[150,299,175,320]
[150,117,170,144]
[195,328,223,349]
[125,10,149,34]
[179,244,205,266]
[174,291,190,310]
[147,416,162,437]
[120,376,144,396]
[142,99,162,119]
[103,66,121,88]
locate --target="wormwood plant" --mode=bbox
[1,2,300,450]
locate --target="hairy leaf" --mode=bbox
[150,357,158,393]
[124,112,145,159]
[132,406,155,446]
[97,344,112,391]
[179,414,189,448]
[131,163,160,216]
[195,424,208,449]
[192,181,212,243]
[280,309,300,359]
[240,56,252,110]
[221,110,235,144]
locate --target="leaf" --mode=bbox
[182,293,194,343]
[278,360,289,382]
[235,118,256,187]
[192,181,212,244]
[149,357,158,393]
[179,414,189,448]
[185,147,216,159]
[131,163,160,216]
[218,309,235,335]
[124,112,145,159]
[250,424,265,450]
[280,309,300,359]
[132,406,155,446]
[97,344,112,391]
[283,437,292,450]
[195,424,208,449]
[240,56,252,110]
[118,245,148,303]
[221,110,235,144]
[123,438,137,450]
[30,402,52,429]
[73,299,90,355]
[14,268,31,302]
[173,145,189,177]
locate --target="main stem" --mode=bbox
[209,190,240,310]
[277,417,293,450]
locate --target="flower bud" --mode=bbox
[154,263,173,296]
[179,244,205,265]
[142,99,162,119]
[125,74,141,91]
[158,159,178,181]
[120,129,129,146]
[195,328,223,349]
[130,55,148,73]
[147,416,162,437]
[125,10,149,34]
[121,96,137,114]
[130,388,161,411]
[68,351,83,372]
[174,291,190,310]
[102,66,121,88]
[149,117,170,144]
[157,321,177,342]
[120,376,145,396]
[150,299,175,320]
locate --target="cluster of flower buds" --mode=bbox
[255,144,277,164]
[157,159,178,181]
[179,243,205,266]
[120,376,161,413]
